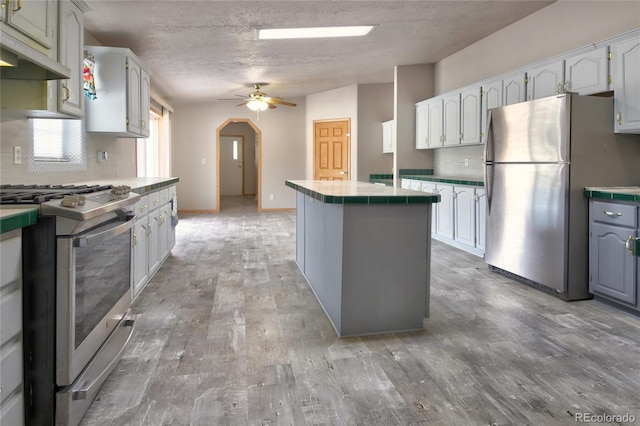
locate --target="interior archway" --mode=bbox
[216,118,262,212]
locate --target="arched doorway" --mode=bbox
[216,118,262,211]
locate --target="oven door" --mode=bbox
[56,214,135,386]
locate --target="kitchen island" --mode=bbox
[286,180,440,337]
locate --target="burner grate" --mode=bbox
[0,184,114,204]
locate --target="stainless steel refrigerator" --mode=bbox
[484,94,640,300]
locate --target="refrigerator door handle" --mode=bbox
[485,110,494,163]
[485,163,494,214]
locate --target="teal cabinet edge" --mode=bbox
[1,209,38,234]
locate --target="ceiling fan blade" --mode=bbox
[235,101,249,107]
[268,103,277,109]
[267,97,297,107]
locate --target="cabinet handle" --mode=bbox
[625,236,636,255]
[616,109,622,125]
[11,0,21,15]
[556,83,562,94]
[62,84,70,102]
[141,120,146,129]
[564,81,570,92]
[1,1,7,10]
[132,233,137,248]
[603,210,622,217]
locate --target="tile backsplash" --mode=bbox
[1,116,135,184]
[434,144,484,178]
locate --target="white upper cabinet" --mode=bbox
[415,102,429,149]
[57,0,87,117]
[564,46,611,95]
[382,119,394,153]
[526,60,564,100]
[612,34,640,134]
[85,46,152,137]
[427,97,443,148]
[3,0,56,51]
[481,79,502,144]
[460,86,481,145]
[442,93,460,146]
[503,71,526,105]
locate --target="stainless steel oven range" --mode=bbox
[0,184,140,426]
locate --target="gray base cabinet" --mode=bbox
[0,230,24,426]
[589,200,640,309]
[295,192,432,337]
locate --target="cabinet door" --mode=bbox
[453,186,475,248]
[481,79,502,143]
[382,120,393,153]
[415,103,429,149]
[442,94,460,146]
[590,223,637,305]
[427,99,443,148]
[127,57,142,135]
[435,184,454,240]
[527,61,564,100]
[612,35,640,133]
[158,205,170,260]
[460,87,481,145]
[58,0,84,117]
[6,0,55,49]
[148,211,161,275]
[475,188,486,251]
[132,218,149,298]
[503,72,526,105]
[140,68,151,137]
[565,46,610,95]
[421,182,437,234]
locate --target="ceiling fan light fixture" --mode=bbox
[247,99,269,111]
[257,25,375,40]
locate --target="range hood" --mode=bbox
[0,31,70,80]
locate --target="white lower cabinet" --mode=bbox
[1,230,24,426]
[132,185,177,300]
[402,179,485,256]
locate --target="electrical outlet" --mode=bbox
[13,146,22,165]
[97,151,108,163]
[269,194,274,201]
[464,158,469,167]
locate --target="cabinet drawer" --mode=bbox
[147,190,161,211]
[159,188,170,205]
[134,195,150,217]
[0,342,23,404]
[1,233,21,288]
[592,201,637,227]
[0,289,22,346]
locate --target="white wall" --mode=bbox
[356,83,394,181]
[305,85,358,180]
[172,99,305,211]
[394,64,434,183]
[435,0,640,94]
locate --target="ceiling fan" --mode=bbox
[220,84,297,112]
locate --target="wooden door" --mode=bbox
[314,120,350,180]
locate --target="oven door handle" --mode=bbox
[74,214,135,247]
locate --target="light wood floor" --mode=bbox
[81,196,640,425]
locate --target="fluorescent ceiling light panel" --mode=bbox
[258,25,375,40]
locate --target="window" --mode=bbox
[29,118,86,172]
[232,140,238,160]
[137,112,160,177]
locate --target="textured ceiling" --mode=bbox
[83,1,555,104]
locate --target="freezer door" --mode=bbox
[489,95,570,163]
[485,163,568,292]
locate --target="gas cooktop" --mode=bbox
[0,184,114,204]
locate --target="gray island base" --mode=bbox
[286,180,440,337]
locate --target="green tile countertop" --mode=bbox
[584,186,640,202]
[1,207,39,234]
[286,180,440,204]
[369,179,394,187]
[69,177,179,195]
[400,175,484,187]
